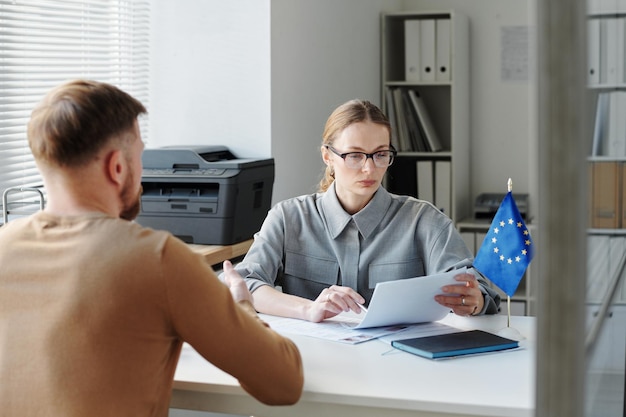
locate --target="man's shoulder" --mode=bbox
[96,217,194,265]
[115,218,174,246]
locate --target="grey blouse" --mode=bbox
[235,183,500,315]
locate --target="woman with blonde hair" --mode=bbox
[230,99,500,323]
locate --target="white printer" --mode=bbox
[135,146,274,245]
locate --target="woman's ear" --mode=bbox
[321,145,332,167]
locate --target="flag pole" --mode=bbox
[497,177,524,340]
[506,178,512,329]
[507,295,511,328]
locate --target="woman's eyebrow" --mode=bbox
[343,144,391,152]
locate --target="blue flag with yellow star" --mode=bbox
[473,192,534,297]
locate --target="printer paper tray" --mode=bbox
[142,199,217,214]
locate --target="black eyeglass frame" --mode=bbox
[325,145,397,168]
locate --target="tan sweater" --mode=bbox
[0,212,303,416]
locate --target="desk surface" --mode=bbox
[187,238,253,266]
[171,313,535,417]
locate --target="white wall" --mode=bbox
[149,0,272,158]
[269,0,402,201]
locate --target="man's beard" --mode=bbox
[120,174,142,221]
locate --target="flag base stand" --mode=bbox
[497,325,525,341]
[495,296,526,341]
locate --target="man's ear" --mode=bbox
[105,149,125,187]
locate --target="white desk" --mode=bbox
[171,314,535,417]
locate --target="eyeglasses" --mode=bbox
[325,145,397,169]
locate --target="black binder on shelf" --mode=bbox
[408,89,443,152]
[386,157,418,198]
[392,88,412,151]
[385,87,400,151]
[402,89,428,152]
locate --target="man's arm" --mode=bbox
[163,237,304,405]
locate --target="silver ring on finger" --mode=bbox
[461,297,466,306]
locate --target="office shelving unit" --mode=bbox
[381,10,470,224]
[585,3,626,382]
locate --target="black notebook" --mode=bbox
[391,330,519,359]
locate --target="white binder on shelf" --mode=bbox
[599,18,607,84]
[588,0,626,14]
[416,160,434,203]
[614,17,625,84]
[607,91,626,157]
[600,17,625,85]
[434,160,451,216]
[622,163,626,231]
[609,236,626,302]
[587,0,602,13]
[405,19,421,82]
[419,19,436,82]
[588,18,601,86]
[435,18,451,82]
[587,235,610,302]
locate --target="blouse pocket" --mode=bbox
[368,259,425,289]
[284,251,339,285]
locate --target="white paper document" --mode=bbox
[265,314,409,344]
[263,268,468,344]
[350,267,467,329]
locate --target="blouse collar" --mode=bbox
[321,181,392,240]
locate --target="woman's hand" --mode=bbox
[305,285,366,323]
[435,272,484,316]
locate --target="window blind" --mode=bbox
[0,0,150,214]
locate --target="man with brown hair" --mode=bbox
[0,80,303,416]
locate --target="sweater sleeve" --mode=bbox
[160,236,303,405]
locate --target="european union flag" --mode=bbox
[473,191,534,297]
